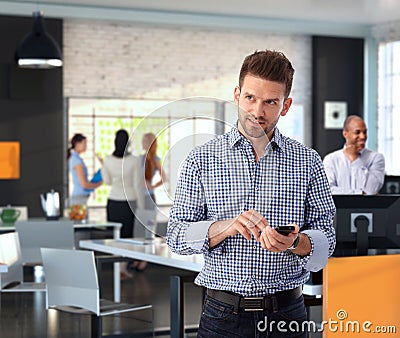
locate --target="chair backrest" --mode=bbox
[15,220,75,264]
[0,232,24,289]
[41,248,100,315]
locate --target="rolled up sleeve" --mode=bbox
[301,230,330,271]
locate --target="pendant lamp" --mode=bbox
[16,11,62,69]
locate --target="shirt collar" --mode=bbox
[227,125,244,147]
[342,144,366,156]
[271,128,283,151]
[227,124,282,151]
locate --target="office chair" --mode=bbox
[41,248,154,338]
[0,232,45,292]
[15,220,75,265]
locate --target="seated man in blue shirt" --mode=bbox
[167,49,336,338]
[323,115,385,195]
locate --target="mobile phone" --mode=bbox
[276,225,295,236]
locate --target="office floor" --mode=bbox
[0,227,322,338]
[0,262,323,338]
[0,263,202,338]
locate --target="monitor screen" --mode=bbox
[332,195,400,257]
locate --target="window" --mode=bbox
[67,97,222,211]
[378,41,400,175]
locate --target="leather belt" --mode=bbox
[206,286,302,312]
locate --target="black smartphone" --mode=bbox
[276,225,295,236]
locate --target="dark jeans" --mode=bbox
[198,293,308,338]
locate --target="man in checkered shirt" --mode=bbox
[167,50,336,337]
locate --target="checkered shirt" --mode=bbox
[167,126,336,296]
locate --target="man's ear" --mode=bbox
[234,86,240,105]
[280,98,292,117]
[342,129,347,140]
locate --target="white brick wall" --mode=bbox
[63,19,312,143]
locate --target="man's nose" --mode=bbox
[251,102,264,117]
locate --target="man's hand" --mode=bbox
[259,224,299,252]
[208,210,268,248]
[259,224,311,256]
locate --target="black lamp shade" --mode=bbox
[16,11,62,69]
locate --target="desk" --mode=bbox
[80,238,203,271]
[80,238,204,337]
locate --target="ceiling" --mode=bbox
[1,0,400,25]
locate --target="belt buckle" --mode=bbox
[243,297,264,312]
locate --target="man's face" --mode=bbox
[343,118,367,152]
[234,74,292,141]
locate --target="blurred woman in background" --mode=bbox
[67,133,102,206]
[141,132,166,210]
[102,129,143,278]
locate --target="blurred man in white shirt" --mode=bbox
[323,115,385,195]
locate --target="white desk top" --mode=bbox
[79,238,204,272]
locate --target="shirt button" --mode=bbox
[253,245,256,249]
[252,274,256,279]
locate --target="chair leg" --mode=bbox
[91,315,102,338]
[151,307,155,338]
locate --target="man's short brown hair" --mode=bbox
[239,50,294,98]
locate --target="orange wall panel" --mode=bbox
[323,255,400,337]
[0,142,20,179]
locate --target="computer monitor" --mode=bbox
[379,175,400,194]
[332,195,400,257]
